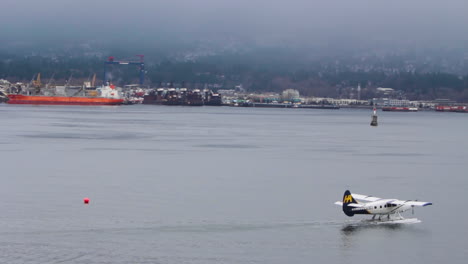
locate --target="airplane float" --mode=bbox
[335,190,432,222]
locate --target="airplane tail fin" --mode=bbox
[342,190,359,217]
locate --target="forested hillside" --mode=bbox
[1,51,467,102]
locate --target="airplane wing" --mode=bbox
[388,200,432,207]
[351,193,381,202]
[406,201,432,206]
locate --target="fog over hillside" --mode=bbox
[2,0,468,54]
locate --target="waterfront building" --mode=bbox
[371,98,411,107]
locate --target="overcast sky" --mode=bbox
[2,0,468,50]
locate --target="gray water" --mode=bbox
[0,104,467,264]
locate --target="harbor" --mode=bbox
[2,79,467,112]
[0,60,466,111]
[2,1,468,263]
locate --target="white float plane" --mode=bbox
[335,190,432,221]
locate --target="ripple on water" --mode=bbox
[19,132,152,141]
[194,144,260,149]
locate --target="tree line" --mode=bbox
[1,53,467,102]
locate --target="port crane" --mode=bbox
[104,55,145,86]
[32,73,41,88]
[91,73,96,87]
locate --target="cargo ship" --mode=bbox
[143,87,221,106]
[204,90,222,106]
[382,107,418,112]
[184,89,204,106]
[6,84,124,105]
[435,105,468,112]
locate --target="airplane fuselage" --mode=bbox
[350,199,412,215]
[337,190,432,219]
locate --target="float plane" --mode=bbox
[335,190,432,221]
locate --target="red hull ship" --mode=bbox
[435,106,468,112]
[6,84,124,105]
[382,107,418,112]
[7,94,124,105]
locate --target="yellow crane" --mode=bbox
[32,73,41,88]
[91,73,96,87]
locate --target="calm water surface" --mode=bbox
[0,104,467,263]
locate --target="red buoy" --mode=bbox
[83,197,90,204]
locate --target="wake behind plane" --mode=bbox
[335,190,432,222]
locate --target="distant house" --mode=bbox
[433,99,457,106]
[372,98,411,107]
[376,87,395,96]
[0,79,11,89]
[218,89,237,96]
[234,85,245,93]
[0,79,11,85]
